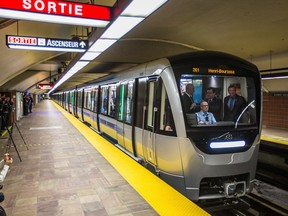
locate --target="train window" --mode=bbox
[159,84,176,134]
[118,84,125,121]
[84,88,92,110]
[108,85,116,117]
[100,86,108,115]
[77,90,82,107]
[125,81,134,124]
[179,75,257,127]
[147,81,155,128]
[93,88,99,112]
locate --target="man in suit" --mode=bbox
[205,87,222,121]
[223,84,246,122]
[182,84,198,113]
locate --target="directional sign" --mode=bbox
[0,0,111,27]
[37,83,54,90]
[6,35,88,52]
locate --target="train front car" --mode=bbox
[167,52,261,203]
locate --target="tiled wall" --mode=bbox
[262,92,288,129]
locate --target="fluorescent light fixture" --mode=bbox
[101,16,144,39]
[210,141,245,149]
[121,0,168,17]
[50,0,169,93]
[7,44,86,52]
[71,61,90,70]
[262,76,288,80]
[0,9,109,27]
[80,52,102,61]
[88,39,117,52]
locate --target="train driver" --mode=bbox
[196,101,216,125]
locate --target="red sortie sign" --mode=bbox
[0,0,110,21]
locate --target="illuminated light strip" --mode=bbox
[80,52,101,61]
[53,61,89,89]
[262,76,288,80]
[7,44,86,52]
[88,38,117,52]
[101,16,145,39]
[210,141,245,149]
[49,0,169,94]
[121,0,168,17]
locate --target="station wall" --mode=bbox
[262,92,288,129]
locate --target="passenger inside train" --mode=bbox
[180,75,257,127]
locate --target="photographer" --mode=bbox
[0,153,13,182]
[0,153,13,216]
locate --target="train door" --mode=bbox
[142,77,159,166]
[80,89,84,121]
[72,90,77,116]
[116,81,135,155]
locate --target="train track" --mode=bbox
[257,140,288,191]
[208,140,288,215]
[208,193,288,216]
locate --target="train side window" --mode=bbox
[90,89,95,111]
[93,87,99,113]
[125,81,134,124]
[159,84,176,135]
[84,89,92,110]
[118,84,125,121]
[147,81,155,128]
[77,90,82,107]
[100,86,108,115]
[108,85,116,117]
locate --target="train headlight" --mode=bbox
[210,141,245,149]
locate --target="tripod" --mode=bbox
[10,122,29,150]
[1,115,22,162]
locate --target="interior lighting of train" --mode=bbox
[49,0,169,94]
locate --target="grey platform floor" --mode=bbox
[0,100,158,216]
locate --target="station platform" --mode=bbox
[0,100,209,216]
[261,127,288,146]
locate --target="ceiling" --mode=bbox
[1,0,288,95]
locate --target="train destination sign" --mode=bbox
[6,35,88,52]
[0,0,111,27]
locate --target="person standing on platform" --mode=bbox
[23,95,29,116]
[28,95,33,113]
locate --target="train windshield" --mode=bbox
[180,74,257,127]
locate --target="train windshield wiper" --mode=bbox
[235,100,255,128]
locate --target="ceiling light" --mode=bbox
[101,16,144,39]
[261,76,288,80]
[80,52,102,61]
[88,39,117,52]
[121,0,168,17]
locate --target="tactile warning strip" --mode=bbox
[52,101,210,216]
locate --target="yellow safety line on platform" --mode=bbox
[52,101,210,216]
[261,136,288,146]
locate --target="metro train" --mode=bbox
[52,51,262,204]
